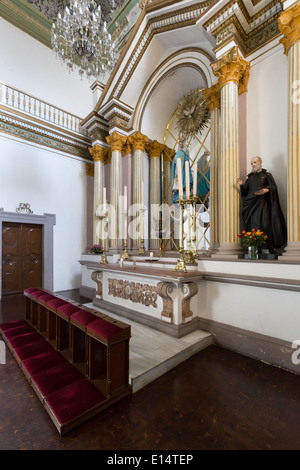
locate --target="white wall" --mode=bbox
[0,135,91,292]
[0,17,94,118]
[246,41,288,215]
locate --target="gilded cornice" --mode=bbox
[203,0,283,57]
[202,81,221,111]
[127,130,149,151]
[106,130,127,152]
[146,140,165,158]
[278,2,300,54]
[211,46,250,92]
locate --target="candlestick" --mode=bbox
[174,197,187,272]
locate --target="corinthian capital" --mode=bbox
[106,131,127,152]
[278,3,300,54]
[128,131,149,151]
[89,144,108,162]
[146,140,165,158]
[211,47,250,93]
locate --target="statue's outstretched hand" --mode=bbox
[255,188,269,195]
[236,178,243,186]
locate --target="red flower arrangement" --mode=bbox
[89,244,103,254]
[238,229,268,248]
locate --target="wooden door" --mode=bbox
[2,222,43,296]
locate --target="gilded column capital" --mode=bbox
[162,145,175,163]
[122,140,132,157]
[128,131,149,151]
[202,82,221,111]
[211,47,250,93]
[106,131,127,152]
[85,163,94,177]
[278,2,300,54]
[89,144,108,162]
[146,140,165,158]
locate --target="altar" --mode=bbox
[80,255,202,338]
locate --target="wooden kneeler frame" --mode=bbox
[0,287,132,435]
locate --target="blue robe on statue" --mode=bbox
[171,149,192,203]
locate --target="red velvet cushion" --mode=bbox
[9,331,44,348]
[30,290,46,298]
[39,294,56,303]
[46,298,68,308]
[70,310,97,326]
[24,287,39,294]
[57,304,83,318]
[0,319,28,331]
[22,350,67,377]
[86,318,122,339]
[14,339,53,361]
[32,362,84,397]
[3,324,36,339]
[45,379,107,425]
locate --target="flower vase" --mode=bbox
[248,246,258,260]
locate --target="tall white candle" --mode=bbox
[103,187,106,212]
[185,161,190,198]
[124,186,127,211]
[178,161,183,198]
[193,163,197,196]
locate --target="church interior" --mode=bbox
[1,0,300,451]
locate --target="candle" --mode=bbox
[193,163,197,196]
[178,161,183,198]
[124,186,127,211]
[150,252,153,258]
[185,161,190,198]
[119,257,123,268]
[103,187,106,212]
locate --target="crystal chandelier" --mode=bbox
[138,0,153,8]
[51,0,118,79]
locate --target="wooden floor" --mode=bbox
[1,291,300,451]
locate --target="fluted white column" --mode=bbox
[146,140,165,251]
[279,4,300,259]
[106,131,127,250]
[89,144,108,245]
[211,46,250,258]
[128,131,149,251]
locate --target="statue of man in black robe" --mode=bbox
[237,156,287,250]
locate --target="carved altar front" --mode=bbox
[87,262,202,338]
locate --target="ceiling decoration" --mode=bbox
[25,0,124,23]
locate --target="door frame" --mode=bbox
[0,209,56,299]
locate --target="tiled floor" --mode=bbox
[84,302,213,392]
